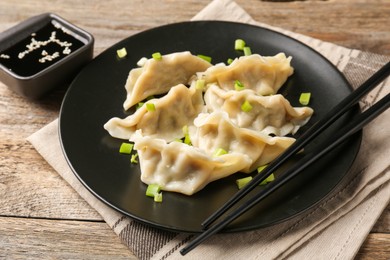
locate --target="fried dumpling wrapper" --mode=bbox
[132,132,252,195]
[189,111,295,173]
[204,84,313,136]
[202,53,293,96]
[123,51,212,110]
[104,83,204,141]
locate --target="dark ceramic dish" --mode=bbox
[59,21,361,233]
[0,13,94,98]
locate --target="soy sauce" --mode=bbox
[0,20,85,77]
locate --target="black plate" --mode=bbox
[59,21,360,233]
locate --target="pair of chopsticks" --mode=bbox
[180,61,390,256]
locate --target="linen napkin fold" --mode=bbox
[28,0,390,259]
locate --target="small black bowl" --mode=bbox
[0,13,94,99]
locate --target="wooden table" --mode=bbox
[0,0,388,259]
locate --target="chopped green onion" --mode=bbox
[195,79,205,90]
[136,102,144,110]
[152,52,162,60]
[259,173,275,185]
[235,39,246,50]
[182,125,191,145]
[184,134,191,145]
[130,153,138,164]
[243,46,252,56]
[257,165,275,185]
[116,47,127,58]
[299,92,311,105]
[146,184,161,197]
[227,58,234,65]
[257,164,268,173]
[173,138,183,143]
[197,54,212,63]
[236,176,252,189]
[241,100,253,112]
[154,192,163,202]
[119,143,133,154]
[234,80,245,91]
[213,148,228,157]
[146,103,156,112]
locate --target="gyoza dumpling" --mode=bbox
[202,53,293,96]
[189,111,295,172]
[132,132,252,195]
[104,83,204,141]
[204,84,313,136]
[123,51,212,110]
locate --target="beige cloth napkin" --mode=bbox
[28,0,390,259]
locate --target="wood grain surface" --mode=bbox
[0,0,389,259]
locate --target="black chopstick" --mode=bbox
[180,91,389,256]
[201,61,390,229]
[180,62,390,256]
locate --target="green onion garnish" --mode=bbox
[227,58,234,65]
[136,102,144,110]
[130,153,138,164]
[257,164,268,173]
[152,52,162,60]
[257,165,275,185]
[119,143,133,154]
[299,92,311,105]
[145,184,163,202]
[213,148,228,157]
[184,134,191,145]
[182,125,192,145]
[236,176,252,189]
[146,184,161,197]
[260,173,275,185]
[241,100,253,112]
[154,192,163,203]
[195,79,205,90]
[234,80,245,91]
[197,54,212,63]
[116,47,127,58]
[146,103,156,112]
[235,39,246,51]
[243,46,252,56]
